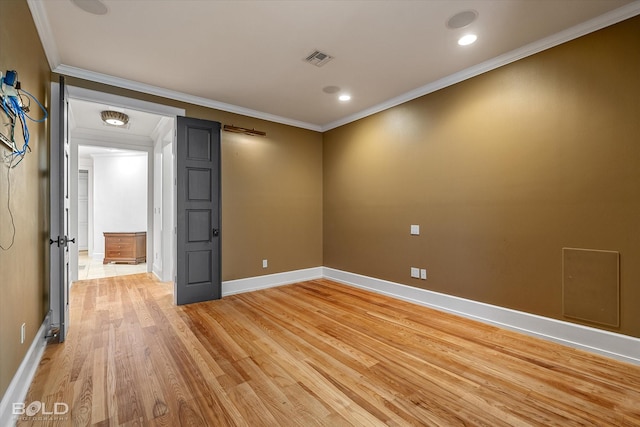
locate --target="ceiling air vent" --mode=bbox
[304,50,334,67]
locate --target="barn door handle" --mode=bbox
[212,228,219,237]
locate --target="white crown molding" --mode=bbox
[55,64,323,132]
[320,1,640,131]
[323,267,640,366]
[66,85,186,118]
[26,0,60,70]
[30,0,640,133]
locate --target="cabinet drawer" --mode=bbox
[107,237,129,243]
[106,249,134,258]
[106,242,133,251]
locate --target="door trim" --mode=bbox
[49,84,186,332]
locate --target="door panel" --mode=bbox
[187,210,211,242]
[49,76,72,342]
[176,117,221,305]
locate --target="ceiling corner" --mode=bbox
[27,0,61,71]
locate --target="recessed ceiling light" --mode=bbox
[322,86,341,94]
[338,94,351,102]
[458,34,478,46]
[446,10,478,29]
[70,0,108,15]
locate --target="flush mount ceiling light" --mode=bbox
[338,94,351,102]
[223,124,266,137]
[70,0,108,15]
[101,110,129,126]
[458,34,478,46]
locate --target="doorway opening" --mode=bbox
[65,87,185,286]
[76,146,148,280]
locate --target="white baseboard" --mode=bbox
[222,267,323,296]
[323,267,640,365]
[0,314,50,427]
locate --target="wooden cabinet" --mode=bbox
[103,232,146,264]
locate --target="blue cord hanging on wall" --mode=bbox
[0,69,48,167]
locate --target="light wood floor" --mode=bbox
[18,274,640,426]
[77,250,147,280]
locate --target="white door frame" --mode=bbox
[65,85,184,283]
[77,168,89,251]
[77,161,94,257]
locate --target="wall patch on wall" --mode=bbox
[562,248,619,327]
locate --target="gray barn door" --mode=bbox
[175,117,221,305]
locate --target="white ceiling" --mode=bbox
[69,98,164,137]
[77,144,141,159]
[29,0,640,132]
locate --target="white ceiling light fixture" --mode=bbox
[101,110,129,126]
[338,94,351,102]
[458,34,478,46]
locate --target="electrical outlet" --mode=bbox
[420,269,427,280]
[410,267,420,278]
[20,323,25,344]
[262,259,268,268]
[410,225,420,235]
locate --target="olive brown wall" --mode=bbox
[0,0,51,398]
[58,77,324,282]
[323,16,640,338]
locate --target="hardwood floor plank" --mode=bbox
[104,323,120,424]
[17,274,640,426]
[90,345,107,425]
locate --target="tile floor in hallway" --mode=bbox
[78,250,148,280]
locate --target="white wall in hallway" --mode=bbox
[92,153,148,261]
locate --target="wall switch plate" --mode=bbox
[262,259,268,268]
[410,267,420,278]
[410,225,420,235]
[420,269,427,280]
